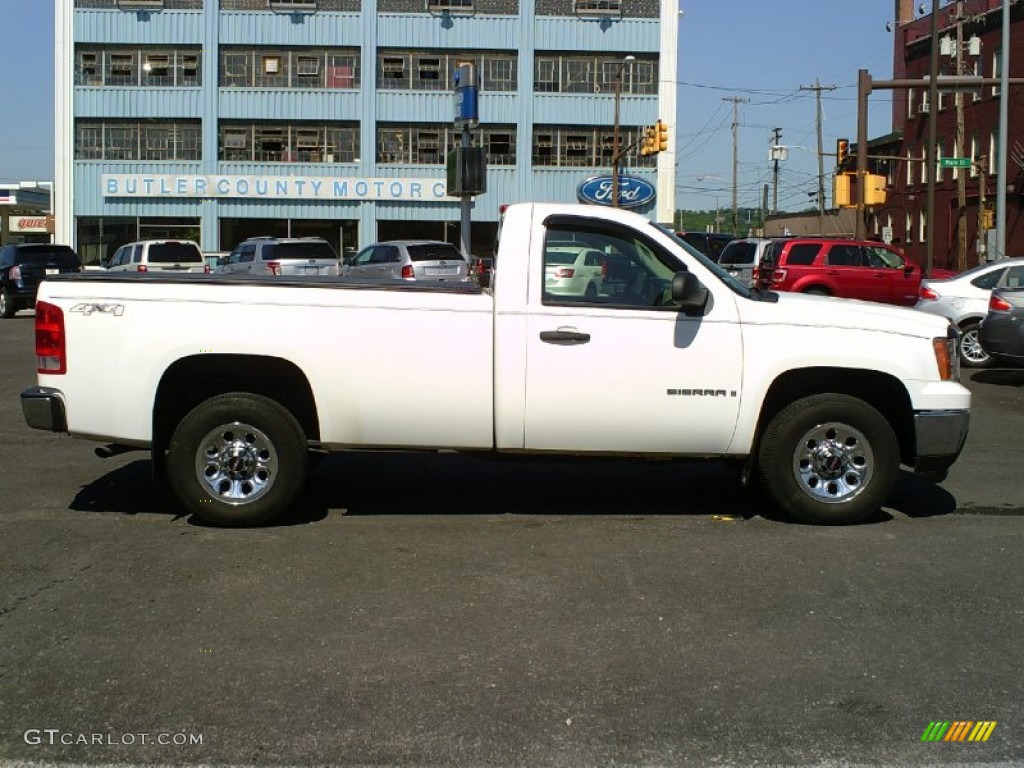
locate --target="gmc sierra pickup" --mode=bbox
[21,203,970,526]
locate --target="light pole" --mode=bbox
[611,55,635,208]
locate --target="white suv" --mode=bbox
[105,239,208,274]
[543,245,606,298]
[218,237,340,277]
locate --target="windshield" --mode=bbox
[650,222,754,299]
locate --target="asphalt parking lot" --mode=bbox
[0,311,1022,767]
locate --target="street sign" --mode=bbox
[939,157,972,168]
[881,226,893,244]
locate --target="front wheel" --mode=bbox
[958,321,993,368]
[757,394,899,525]
[167,393,308,526]
[802,287,830,297]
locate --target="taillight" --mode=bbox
[400,265,415,279]
[137,264,148,273]
[919,285,940,301]
[771,269,787,284]
[555,268,575,278]
[267,261,281,276]
[10,265,22,280]
[35,301,66,375]
[601,261,608,279]
[989,294,1013,313]
[203,264,211,274]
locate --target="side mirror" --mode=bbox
[671,270,709,314]
[904,264,914,275]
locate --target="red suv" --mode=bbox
[754,238,928,306]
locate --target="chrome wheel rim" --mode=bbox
[195,421,277,505]
[792,421,874,504]
[0,292,7,314]
[959,328,989,364]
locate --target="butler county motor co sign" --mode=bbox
[102,174,454,201]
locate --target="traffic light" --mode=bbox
[833,172,853,207]
[983,206,995,229]
[656,119,669,152]
[640,124,658,156]
[864,173,887,206]
[836,138,850,168]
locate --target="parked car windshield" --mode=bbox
[265,242,338,261]
[407,244,465,262]
[148,243,203,264]
[16,247,81,267]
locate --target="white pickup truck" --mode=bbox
[22,203,970,527]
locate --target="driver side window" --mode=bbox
[541,218,683,309]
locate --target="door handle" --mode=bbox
[825,270,839,276]
[540,329,591,345]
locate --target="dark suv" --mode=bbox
[676,231,734,262]
[0,243,82,318]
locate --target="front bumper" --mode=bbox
[21,386,68,432]
[913,409,970,478]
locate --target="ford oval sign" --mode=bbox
[576,175,656,209]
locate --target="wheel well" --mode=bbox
[755,368,915,465]
[801,285,831,295]
[956,315,984,329]
[153,355,320,455]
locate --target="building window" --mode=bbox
[919,211,927,243]
[920,147,928,185]
[970,135,978,178]
[906,150,914,185]
[75,120,201,161]
[992,48,1001,96]
[935,141,944,183]
[219,48,358,89]
[426,0,474,13]
[534,54,658,95]
[532,125,655,168]
[219,122,359,163]
[905,212,914,245]
[376,124,517,166]
[989,129,999,175]
[574,0,621,14]
[76,47,201,87]
[377,51,516,93]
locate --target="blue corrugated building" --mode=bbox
[55,0,678,265]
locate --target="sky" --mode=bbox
[0,0,900,212]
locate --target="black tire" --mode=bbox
[757,394,899,525]
[0,288,15,318]
[957,321,993,368]
[584,282,598,299]
[167,393,307,526]
[802,287,830,296]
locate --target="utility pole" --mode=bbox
[800,80,836,235]
[770,126,782,214]
[724,96,748,236]
[926,0,940,276]
[954,0,969,270]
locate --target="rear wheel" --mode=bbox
[0,288,15,318]
[757,394,899,525]
[167,393,307,526]
[584,282,598,299]
[802,287,830,296]
[958,321,993,368]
